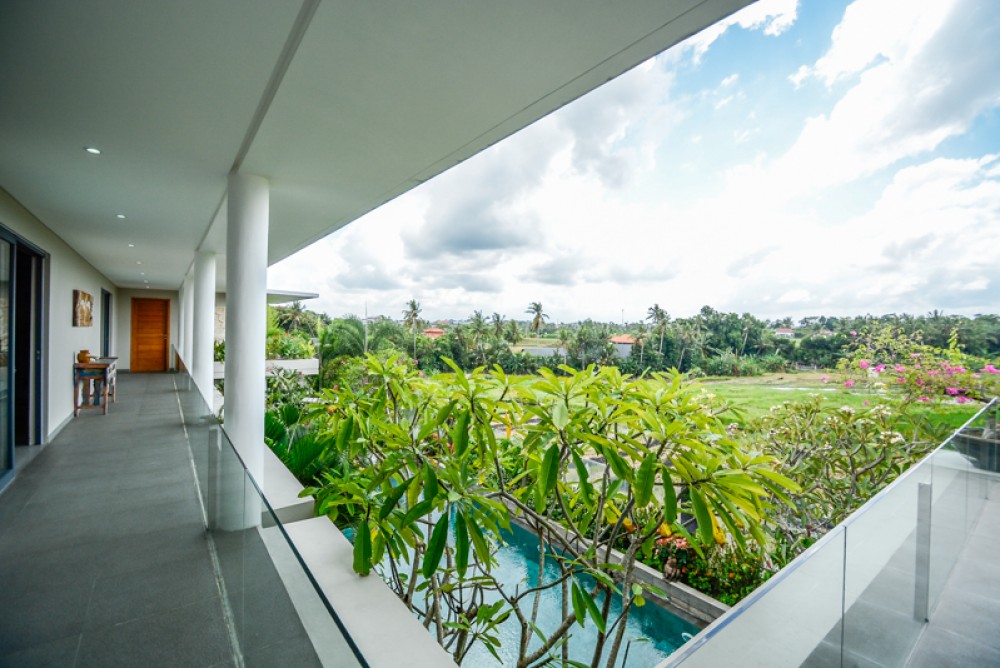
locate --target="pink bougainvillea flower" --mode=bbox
[894,364,907,373]
[973,373,981,379]
[918,396,930,402]
[981,364,1000,374]
[945,387,959,395]
[863,400,870,405]
[916,379,925,386]
[859,360,870,370]
[897,376,906,384]
[850,330,857,336]
[910,353,921,358]
[844,380,855,388]
[956,396,970,404]
[873,364,885,373]
[820,375,828,382]
[927,370,938,376]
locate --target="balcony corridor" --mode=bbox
[0,373,329,668]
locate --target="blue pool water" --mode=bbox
[461,522,699,667]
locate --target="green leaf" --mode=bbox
[422,513,450,579]
[467,517,491,565]
[541,444,560,497]
[336,414,354,455]
[662,467,677,524]
[453,409,470,457]
[602,445,630,481]
[400,499,434,528]
[454,511,470,577]
[571,450,595,502]
[580,586,606,633]
[552,402,569,430]
[407,466,423,509]
[423,462,439,502]
[378,478,413,522]
[690,487,714,547]
[353,519,371,576]
[571,581,587,627]
[634,453,657,507]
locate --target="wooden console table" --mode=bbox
[74,357,118,416]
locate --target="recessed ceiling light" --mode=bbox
[116,214,126,219]
[84,146,101,155]
[136,261,141,265]
[127,243,135,248]
[140,272,145,276]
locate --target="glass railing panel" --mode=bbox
[841,462,930,666]
[172,356,366,667]
[662,398,997,668]
[669,527,846,667]
[927,407,993,612]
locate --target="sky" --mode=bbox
[268,0,1000,325]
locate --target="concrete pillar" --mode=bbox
[177,278,185,366]
[193,252,216,402]
[225,172,268,486]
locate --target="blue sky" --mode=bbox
[270,0,1000,324]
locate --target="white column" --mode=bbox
[177,279,185,365]
[193,251,216,402]
[225,172,268,485]
[182,273,195,368]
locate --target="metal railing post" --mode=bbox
[914,481,932,622]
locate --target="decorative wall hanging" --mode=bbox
[73,289,93,327]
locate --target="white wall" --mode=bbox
[0,188,117,440]
[116,289,180,371]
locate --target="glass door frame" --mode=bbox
[0,224,47,491]
[0,227,14,489]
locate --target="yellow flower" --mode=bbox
[711,515,726,546]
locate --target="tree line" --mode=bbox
[268,301,1000,378]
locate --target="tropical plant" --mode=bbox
[306,356,796,666]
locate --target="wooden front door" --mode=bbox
[130,298,169,372]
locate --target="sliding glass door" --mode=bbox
[0,237,12,486]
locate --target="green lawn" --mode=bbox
[514,337,562,349]
[696,372,980,432]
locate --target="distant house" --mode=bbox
[422,327,445,339]
[609,334,636,359]
[774,328,796,339]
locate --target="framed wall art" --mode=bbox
[73,289,93,327]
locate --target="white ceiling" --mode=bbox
[0,0,751,292]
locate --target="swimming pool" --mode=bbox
[461,521,699,667]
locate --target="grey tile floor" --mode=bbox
[907,478,1000,667]
[0,374,234,667]
[801,476,1000,668]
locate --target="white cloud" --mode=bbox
[682,0,800,62]
[269,1,1000,324]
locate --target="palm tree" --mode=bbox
[403,299,422,358]
[469,310,489,364]
[634,323,648,366]
[277,301,307,333]
[504,320,522,347]
[647,304,670,354]
[557,328,571,353]
[491,312,505,341]
[526,302,548,337]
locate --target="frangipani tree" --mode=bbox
[306,356,796,667]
